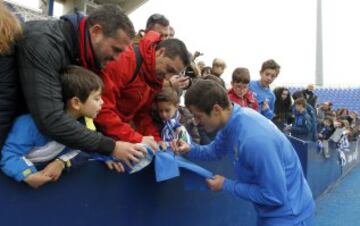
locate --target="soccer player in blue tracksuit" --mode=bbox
[174,80,315,226]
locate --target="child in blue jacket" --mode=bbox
[318,117,335,140]
[287,98,314,141]
[174,80,315,226]
[0,65,123,188]
[249,59,280,119]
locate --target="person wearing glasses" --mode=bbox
[228,67,259,111]
[95,32,190,153]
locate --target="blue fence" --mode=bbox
[0,137,359,226]
[289,137,360,198]
[0,156,257,226]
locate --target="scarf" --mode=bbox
[78,18,101,73]
[161,110,182,143]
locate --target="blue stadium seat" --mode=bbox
[288,87,360,114]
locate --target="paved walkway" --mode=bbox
[315,165,360,226]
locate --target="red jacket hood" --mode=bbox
[138,31,162,92]
[96,31,163,143]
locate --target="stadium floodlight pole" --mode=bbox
[47,0,54,16]
[315,0,324,87]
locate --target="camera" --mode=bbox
[184,65,196,78]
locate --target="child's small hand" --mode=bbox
[41,159,65,181]
[284,125,292,131]
[24,171,52,189]
[158,141,168,151]
[262,100,270,111]
[106,160,125,173]
[206,175,225,192]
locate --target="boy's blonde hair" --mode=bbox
[212,58,226,68]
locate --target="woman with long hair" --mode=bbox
[0,0,23,148]
[273,87,293,130]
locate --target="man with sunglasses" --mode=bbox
[95,31,190,152]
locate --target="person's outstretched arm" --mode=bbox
[1,115,39,181]
[17,34,115,155]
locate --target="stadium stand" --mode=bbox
[4,0,50,21]
[288,87,360,113]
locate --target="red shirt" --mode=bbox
[228,88,259,111]
[95,31,162,143]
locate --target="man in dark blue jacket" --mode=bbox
[16,4,146,166]
[174,80,315,226]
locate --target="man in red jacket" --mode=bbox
[228,67,259,111]
[96,31,190,151]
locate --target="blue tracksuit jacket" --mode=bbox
[1,114,84,182]
[187,104,315,226]
[249,80,275,119]
[291,110,313,141]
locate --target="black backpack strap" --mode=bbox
[128,44,143,85]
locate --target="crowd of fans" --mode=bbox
[195,59,359,145]
[273,85,359,151]
[1,1,360,223]
[0,1,359,188]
